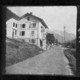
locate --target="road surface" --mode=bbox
[6,45,73,75]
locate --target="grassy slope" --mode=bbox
[64,49,76,75]
[6,37,43,67]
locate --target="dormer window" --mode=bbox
[27,17,30,20]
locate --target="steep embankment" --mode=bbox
[64,49,76,75]
[6,37,43,67]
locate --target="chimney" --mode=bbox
[30,12,32,15]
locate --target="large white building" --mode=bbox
[6,11,48,50]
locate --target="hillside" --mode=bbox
[6,37,43,67]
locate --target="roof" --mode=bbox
[21,13,48,28]
[6,8,21,21]
[6,8,48,28]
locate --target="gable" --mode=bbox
[22,15,40,23]
[21,13,48,28]
[6,18,17,24]
[18,18,28,23]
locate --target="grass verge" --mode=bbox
[64,48,76,75]
[6,37,43,67]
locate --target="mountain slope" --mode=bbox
[46,29,76,43]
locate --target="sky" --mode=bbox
[7,6,77,35]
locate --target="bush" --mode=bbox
[46,33,55,44]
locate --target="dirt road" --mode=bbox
[6,45,73,75]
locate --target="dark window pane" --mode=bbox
[22,24,25,28]
[20,31,25,36]
[16,24,17,28]
[13,23,15,27]
[22,31,25,36]
[27,17,30,20]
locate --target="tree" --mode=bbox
[55,39,58,44]
[46,33,55,45]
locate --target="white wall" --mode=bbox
[18,29,38,38]
[6,18,18,38]
[38,22,42,39]
[17,21,38,39]
[6,22,12,38]
[18,18,28,24]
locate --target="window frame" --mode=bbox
[33,23,36,28]
[31,31,35,36]
[29,23,36,28]
[22,24,25,28]
[13,22,15,27]
[16,24,17,28]
[20,31,25,36]
[27,17,30,20]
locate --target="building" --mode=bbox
[6,9,48,50]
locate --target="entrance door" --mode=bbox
[12,29,17,38]
[40,40,42,47]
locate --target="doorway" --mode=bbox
[40,39,42,47]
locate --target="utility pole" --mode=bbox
[64,26,66,44]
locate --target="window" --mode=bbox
[32,39,35,44]
[41,26,45,32]
[29,24,32,28]
[31,31,34,36]
[27,17,30,20]
[41,26,43,28]
[22,24,25,28]
[29,39,31,43]
[33,23,36,28]
[20,31,25,36]
[16,24,17,28]
[13,23,17,28]
[13,23,15,27]
[29,23,36,28]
